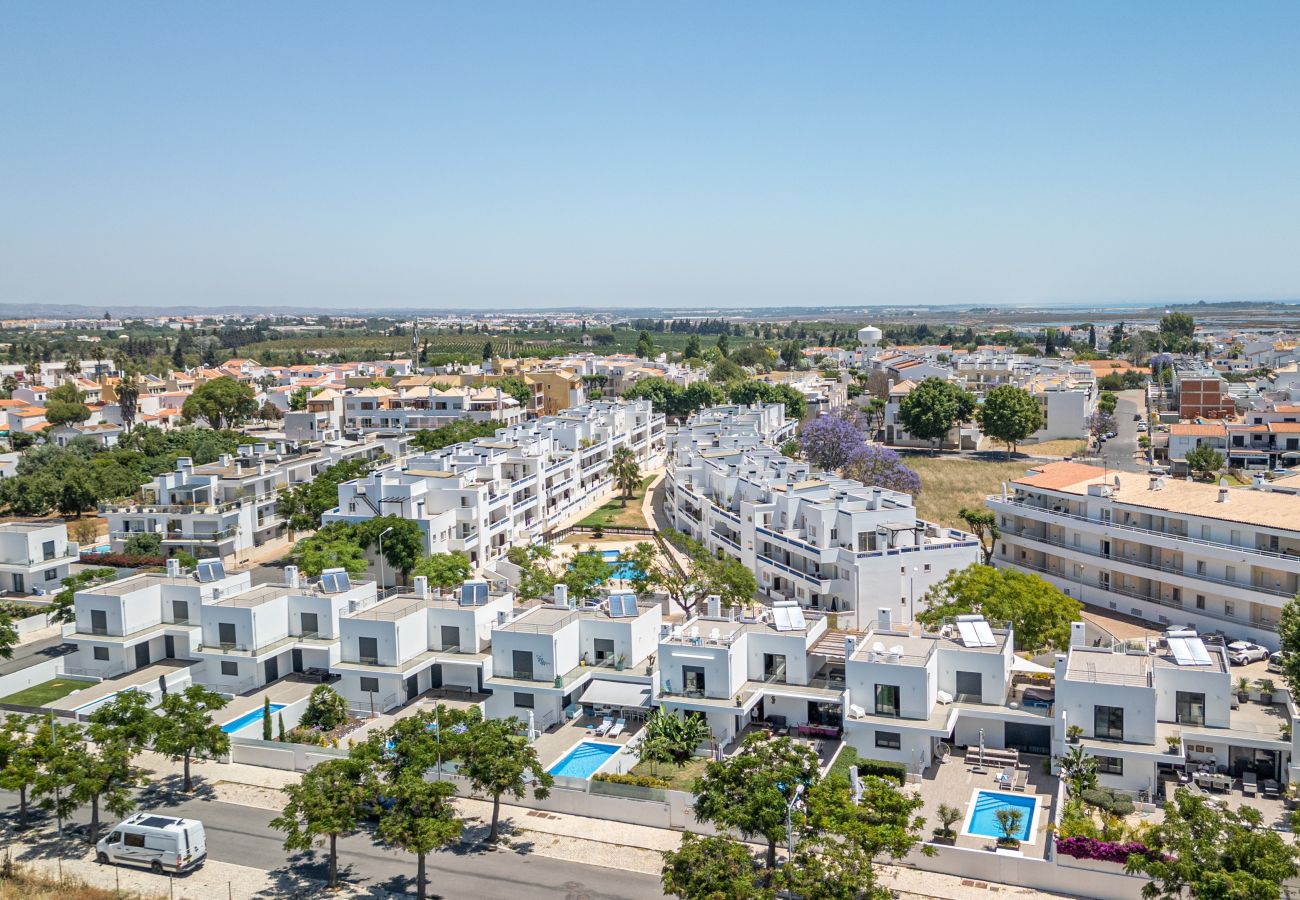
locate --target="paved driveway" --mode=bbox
[1099,389,1147,472]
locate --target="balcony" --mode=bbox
[162,526,239,543]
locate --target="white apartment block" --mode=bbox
[0,520,78,595]
[324,400,665,570]
[103,435,401,561]
[342,386,524,434]
[988,461,1300,648]
[841,611,1054,772]
[656,598,845,746]
[333,577,512,714]
[664,404,979,628]
[484,583,661,731]
[1054,624,1296,794]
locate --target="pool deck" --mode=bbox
[914,752,1057,858]
[49,660,195,712]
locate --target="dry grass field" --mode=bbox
[908,456,1037,529]
[1021,438,1088,458]
[0,866,161,900]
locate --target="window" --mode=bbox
[357,636,379,665]
[90,609,108,636]
[217,622,237,647]
[42,540,56,560]
[1176,691,1205,726]
[360,677,380,694]
[1095,755,1123,775]
[44,568,58,581]
[875,730,901,750]
[875,684,901,718]
[1225,601,1235,617]
[124,832,145,848]
[94,647,110,661]
[1094,705,1124,741]
[220,661,238,676]
[514,692,535,709]
[1196,594,1205,610]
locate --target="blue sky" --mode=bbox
[2,2,1298,310]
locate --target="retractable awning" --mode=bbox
[580,680,651,708]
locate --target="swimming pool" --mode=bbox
[547,741,620,779]
[571,550,643,583]
[963,790,1039,843]
[221,703,286,735]
[72,686,138,715]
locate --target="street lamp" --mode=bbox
[785,782,806,863]
[377,526,393,589]
[908,565,920,622]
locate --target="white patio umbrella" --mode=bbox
[979,728,985,767]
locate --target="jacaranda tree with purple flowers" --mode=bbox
[843,444,922,497]
[799,412,866,473]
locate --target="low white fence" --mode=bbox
[0,656,73,701]
[14,610,53,637]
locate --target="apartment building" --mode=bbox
[1054,624,1295,794]
[325,400,665,569]
[988,461,1300,648]
[1172,361,1236,419]
[484,584,661,731]
[103,435,401,561]
[63,559,253,678]
[332,577,511,714]
[841,611,1053,771]
[664,404,979,628]
[342,386,524,433]
[0,521,78,595]
[656,598,845,745]
[195,565,378,696]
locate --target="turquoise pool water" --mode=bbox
[547,741,619,778]
[568,550,643,583]
[966,791,1035,841]
[221,703,286,734]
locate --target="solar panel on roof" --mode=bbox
[1187,637,1213,666]
[772,605,794,631]
[1167,636,1193,665]
[956,620,979,646]
[788,606,807,630]
[195,560,225,583]
[319,568,351,594]
[972,620,996,647]
[460,581,488,606]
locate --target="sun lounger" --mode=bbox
[1013,770,1028,792]
[594,717,614,736]
[608,718,627,738]
[1242,772,1257,797]
[997,767,1012,790]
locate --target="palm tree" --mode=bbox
[610,446,641,508]
[116,380,139,432]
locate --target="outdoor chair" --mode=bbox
[608,718,627,738]
[594,717,614,736]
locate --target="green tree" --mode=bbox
[291,522,369,578]
[375,774,462,900]
[116,381,140,431]
[358,516,425,583]
[709,357,746,383]
[45,383,92,427]
[917,563,1082,651]
[31,716,85,833]
[636,330,655,359]
[288,386,312,411]
[75,718,143,844]
[123,532,163,556]
[682,334,703,359]
[505,544,556,601]
[262,696,273,740]
[460,715,553,842]
[300,685,349,731]
[153,685,230,791]
[482,341,494,361]
[1185,443,1225,481]
[898,378,975,453]
[692,733,820,871]
[88,688,158,754]
[181,376,258,429]
[278,457,373,533]
[563,546,613,602]
[1126,788,1299,899]
[494,376,532,408]
[1275,595,1300,701]
[57,478,97,518]
[271,756,372,890]
[409,417,502,452]
[727,380,807,420]
[0,715,39,828]
[662,833,768,900]
[642,709,710,767]
[413,550,473,589]
[977,385,1043,458]
[958,507,1000,566]
[716,332,730,358]
[610,446,642,507]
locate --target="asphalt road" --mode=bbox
[0,633,75,676]
[1099,389,1147,473]
[0,789,665,900]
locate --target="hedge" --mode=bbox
[80,552,166,568]
[592,772,671,789]
[829,747,907,786]
[1079,788,1135,817]
[1055,836,1161,864]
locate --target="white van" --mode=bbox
[96,814,206,873]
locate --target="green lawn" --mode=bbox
[629,755,709,791]
[1,678,86,707]
[577,475,656,529]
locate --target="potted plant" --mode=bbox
[614,653,625,672]
[1237,677,1251,704]
[1067,724,1084,744]
[1282,723,1293,741]
[1165,734,1182,755]
[1257,679,1275,704]
[932,803,961,845]
[995,808,1024,850]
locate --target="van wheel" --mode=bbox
[96,852,109,864]
[150,861,164,874]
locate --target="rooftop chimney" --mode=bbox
[553,583,569,608]
[166,558,181,577]
[877,607,892,632]
[706,595,721,618]
[220,454,232,467]
[285,565,300,589]
[844,635,856,659]
[414,575,429,599]
[176,457,193,472]
[1070,620,1086,648]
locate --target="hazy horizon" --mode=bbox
[4,2,1299,310]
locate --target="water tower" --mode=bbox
[857,325,882,349]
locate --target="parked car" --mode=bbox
[1133,414,1143,421]
[96,814,206,874]
[1227,641,1269,666]
[1268,651,1286,673]
[1136,423,1148,432]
